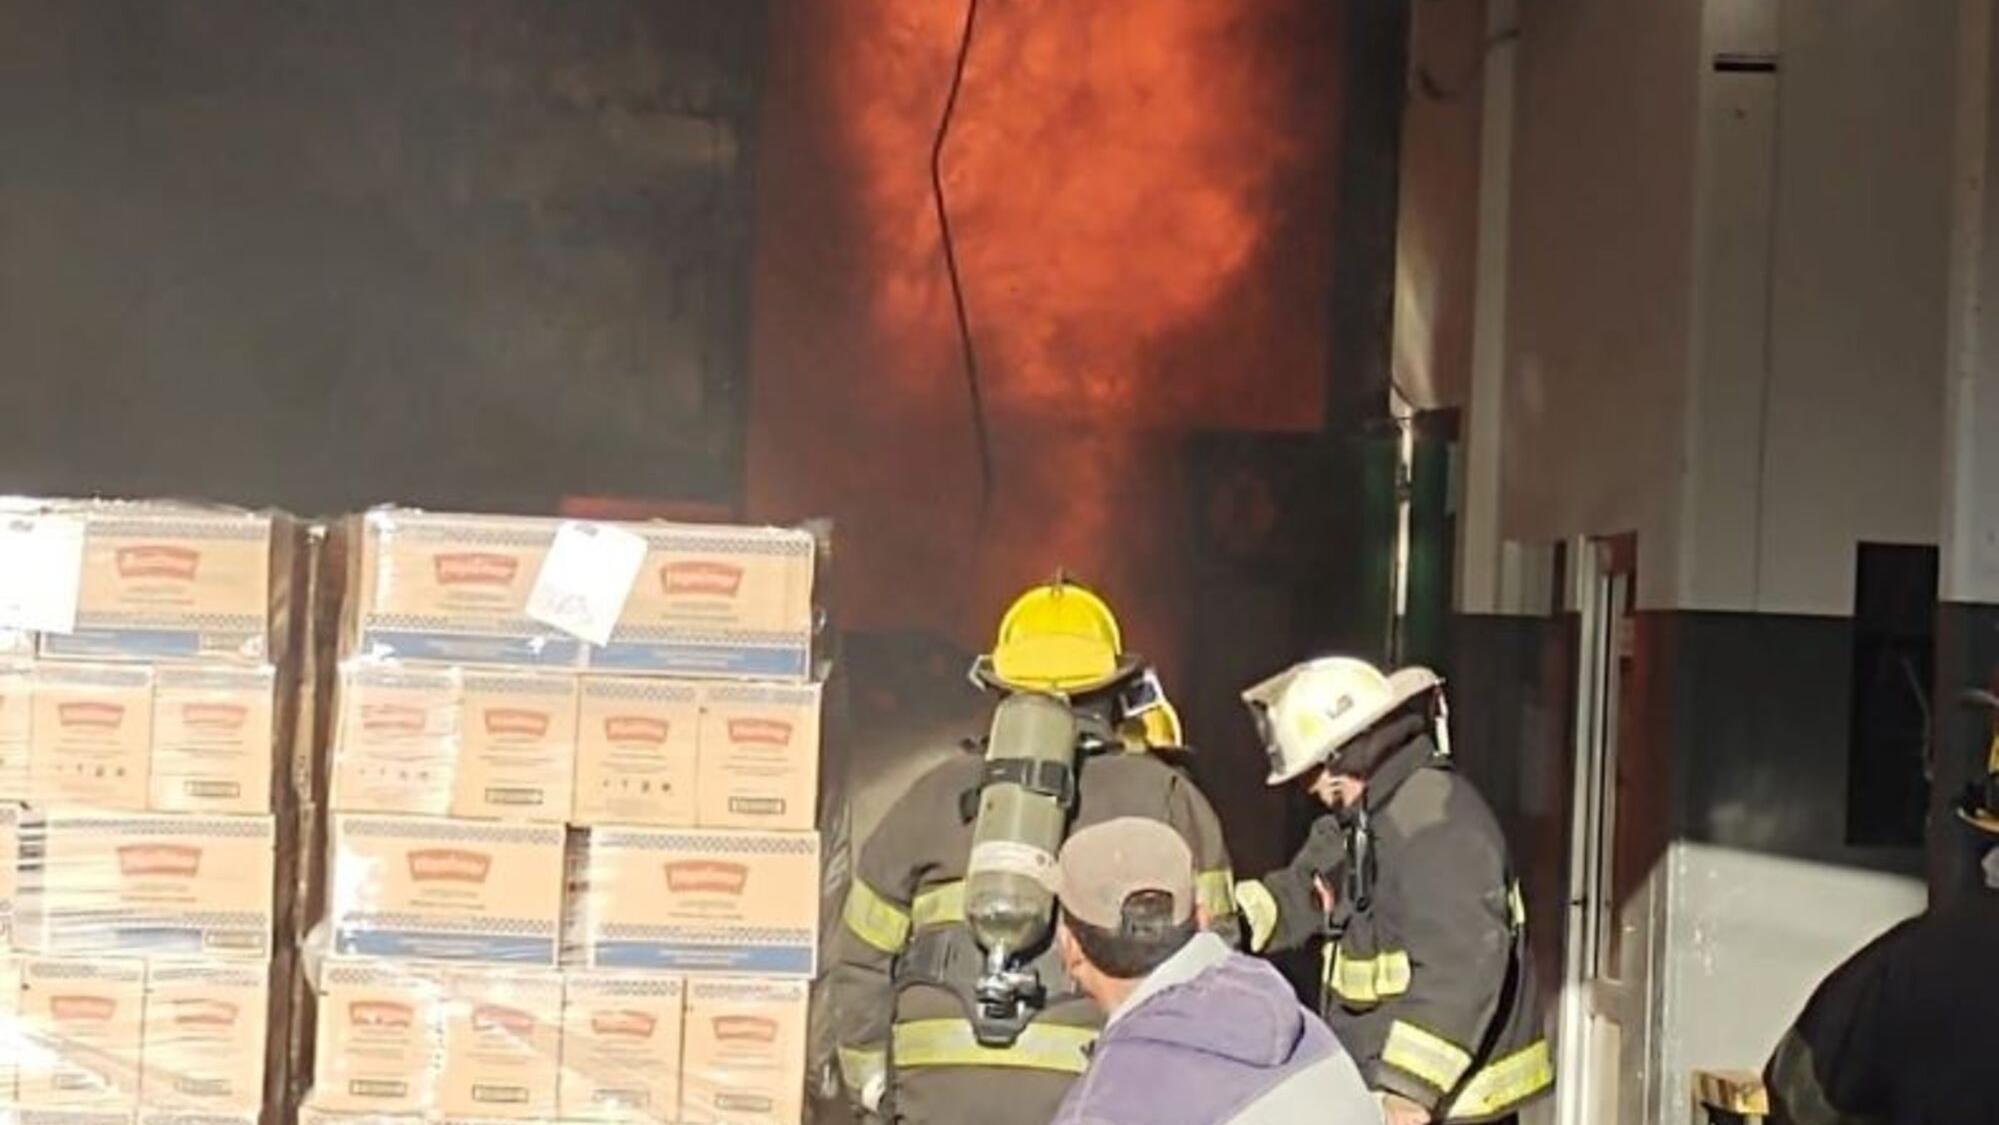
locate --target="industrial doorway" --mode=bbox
[1555,535,1646,1125]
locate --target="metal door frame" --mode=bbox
[1556,535,1635,1125]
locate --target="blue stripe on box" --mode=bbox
[588,640,810,679]
[336,927,557,964]
[56,925,269,958]
[360,630,584,669]
[592,941,815,976]
[42,628,258,661]
[134,925,268,957]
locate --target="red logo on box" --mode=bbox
[350,1000,414,1029]
[727,718,792,747]
[118,843,203,877]
[604,716,669,745]
[712,1015,778,1043]
[182,702,249,731]
[58,701,125,730]
[360,704,427,736]
[590,1009,658,1039]
[484,708,551,739]
[51,995,118,1022]
[664,860,748,895]
[660,561,743,597]
[172,999,240,1028]
[472,1004,536,1035]
[408,848,491,883]
[116,545,200,582]
[434,553,521,588]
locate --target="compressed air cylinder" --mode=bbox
[964,692,1078,962]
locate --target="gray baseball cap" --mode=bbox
[1056,817,1195,931]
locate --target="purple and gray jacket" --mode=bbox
[1051,932,1379,1125]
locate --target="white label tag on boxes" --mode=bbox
[0,513,83,634]
[526,520,647,647]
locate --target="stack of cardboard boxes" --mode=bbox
[308,509,821,1125]
[0,501,296,1125]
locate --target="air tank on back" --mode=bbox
[963,690,1079,1044]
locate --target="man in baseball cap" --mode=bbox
[1049,817,1375,1125]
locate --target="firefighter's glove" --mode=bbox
[1289,813,1349,884]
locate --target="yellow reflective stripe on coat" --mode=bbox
[1447,1039,1553,1118]
[843,880,912,954]
[1323,944,1412,1005]
[837,1043,888,1094]
[891,1019,1096,1074]
[1383,1020,1475,1093]
[1236,879,1279,953]
[1195,868,1237,920]
[911,881,965,928]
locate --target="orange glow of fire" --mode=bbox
[748,0,1338,673]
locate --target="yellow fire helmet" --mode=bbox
[1119,697,1186,753]
[975,577,1136,696]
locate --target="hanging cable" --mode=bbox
[932,0,994,524]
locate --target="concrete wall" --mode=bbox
[0,1,759,513]
[1392,0,1486,412]
[1659,844,1924,1125]
[1501,0,1702,609]
[1492,0,1953,617]
[1681,0,1955,616]
[1469,3,1954,1119]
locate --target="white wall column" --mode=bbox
[1943,0,1999,605]
[1456,0,1518,615]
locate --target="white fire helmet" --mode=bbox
[1242,656,1444,785]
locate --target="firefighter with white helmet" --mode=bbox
[1235,656,1551,1125]
[824,577,1238,1124]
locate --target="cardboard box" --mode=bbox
[696,684,821,831]
[346,511,575,670]
[0,804,19,946]
[0,660,31,802]
[140,961,270,1112]
[437,968,563,1120]
[149,665,276,815]
[572,679,699,828]
[348,510,816,679]
[29,664,153,811]
[600,525,816,680]
[329,665,460,817]
[328,815,567,965]
[310,959,444,1115]
[14,811,275,960]
[296,1110,422,1125]
[17,956,147,1109]
[573,829,819,976]
[0,955,22,1096]
[559,971,685,1123]
[25,1111,135,1125]
[140,1112,257,1125]
[40,505,278,665]
[454,672,577,823]
[679,977,808,1125]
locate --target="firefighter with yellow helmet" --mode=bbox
[1234,656,1551,1124]
[825,578,1239,1124]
